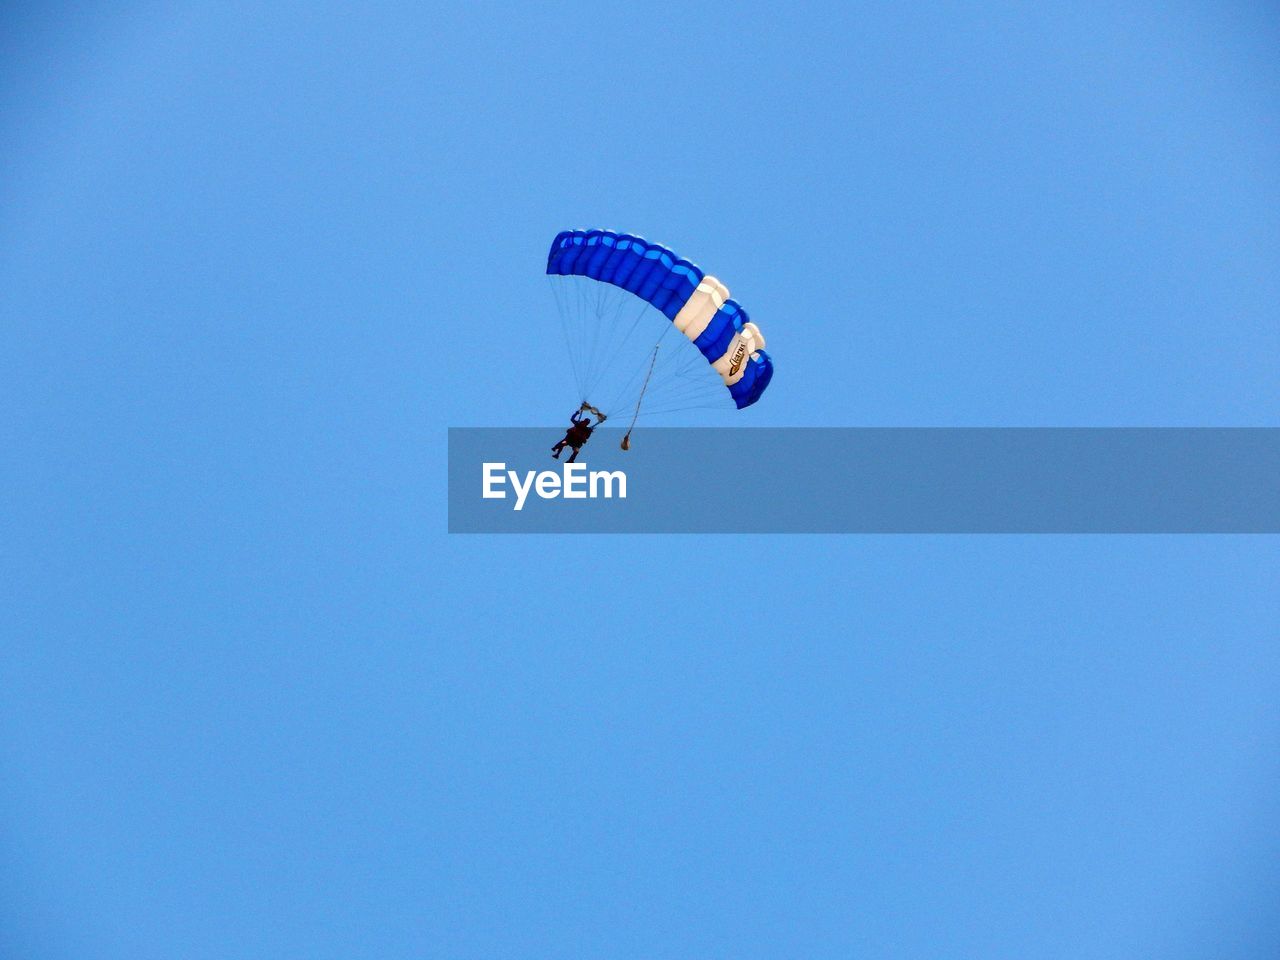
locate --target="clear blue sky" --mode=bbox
[2,2,1278,957]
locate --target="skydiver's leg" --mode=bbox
[567,445,580,463]
[551,440,565,459]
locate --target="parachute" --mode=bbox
[545,229,773,436]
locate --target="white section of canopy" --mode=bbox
[713,321,766,386]
[672,275,729,343]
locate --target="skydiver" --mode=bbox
[551,408,595,463]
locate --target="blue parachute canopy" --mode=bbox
[547,229,773,409]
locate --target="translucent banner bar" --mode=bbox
[448,428,1280,534]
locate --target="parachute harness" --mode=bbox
[578,401,607,423]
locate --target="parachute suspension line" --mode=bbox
[584,280,627,401]
[583,283,635,401]
[619,321,715,415]
[588,295,650,401]
[569,277,594,401]
[621,345,660,451]
[574,276,593,396]
[604,319,675,415]
[633,401,730,416]
[557,277,622,407]
[588,300,650,407]
[550,280,735,425]
[548,277,586,400]
[577,277,598,395]
[556,277,645,416]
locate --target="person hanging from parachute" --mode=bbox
[551,402,606,462]
[545,229,774,452]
